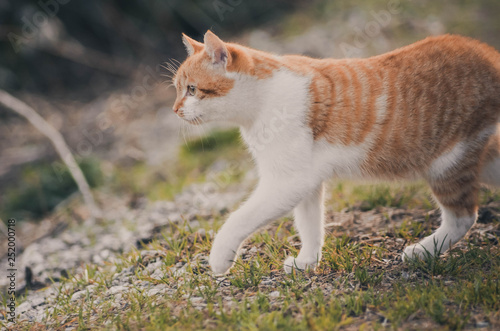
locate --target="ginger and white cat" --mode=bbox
[172,30,500,275]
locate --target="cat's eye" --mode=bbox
[187,85,196,96]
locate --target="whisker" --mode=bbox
[159,81,175,90]
[169,61,180,71]
[160,63,178,76]
[160,64,173,71]
[166,62,178,73]
[167,58,179,67]
[171,58,182,67]
[160,74,175,81]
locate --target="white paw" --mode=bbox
[209,252,235,275]
[209,237,239,275]
[283,256,318,274]
[402,244,430,261]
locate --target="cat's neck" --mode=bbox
[237,68,311,161]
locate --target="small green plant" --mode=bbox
[1,157,102,220]
[180,128,240,153]
[394,217,431,240]
[230,259,265,289]
[354,266,384,287]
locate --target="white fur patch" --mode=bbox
[239,68,312,174]
[181,96,199,121]
[428,142,465,178]
[313,140,367,179]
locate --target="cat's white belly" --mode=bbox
[312,139,370,180]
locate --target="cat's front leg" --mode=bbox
[209,178,317,275]
[284,182,325,273]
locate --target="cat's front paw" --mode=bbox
[283,256,318,274]
[209,237,239,275]
[209,253,234,275]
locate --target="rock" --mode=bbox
[146,260,163,272]
[147,288,162,296]
[150,268,165,280]
[30,296,45,308]
[17,301,31,315]
[86,284,98,294]
[260,278,273,286]
[100,249,111,260]
[114,293,123,303]
[269,291,280,298]
[92,254,104,264]
[71,290,86,301]
[107,285,128,296]
[476,321,489,328]
[141,250,164,260]
[42,238,68,254]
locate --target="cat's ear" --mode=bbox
[204,30,229,67]
[182,33,203,56]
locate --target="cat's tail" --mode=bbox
[480,123,500,187]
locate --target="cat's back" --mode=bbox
[366,34,500,128]
[370,34,500,77]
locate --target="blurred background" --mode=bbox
[1,0,500,235]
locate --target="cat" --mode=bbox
[172,30,500,275]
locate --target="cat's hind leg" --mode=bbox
[403,203,477,260]
[403,143,481,260]
[480,125,500,187]
[284,183,325,273]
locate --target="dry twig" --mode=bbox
[0,90,101,220]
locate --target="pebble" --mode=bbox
[147,288,162,296]
[260,279,273,286]
[190,296,204,304]
[30,297,45,307]
[0,175,251,325]
[107,285,129,296]
[71,290,86,301]
[17,302,31,315]
[269,291,280,298]
[86,284,98,294]
[141,250,161,258]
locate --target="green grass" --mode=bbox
[328,181,434,212]
[5,185,498,330]
[110,128,248,201]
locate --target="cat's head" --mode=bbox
[172,31,240,125]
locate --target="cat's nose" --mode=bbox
[173,107,179,114]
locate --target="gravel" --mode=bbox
[0,173,254,326]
